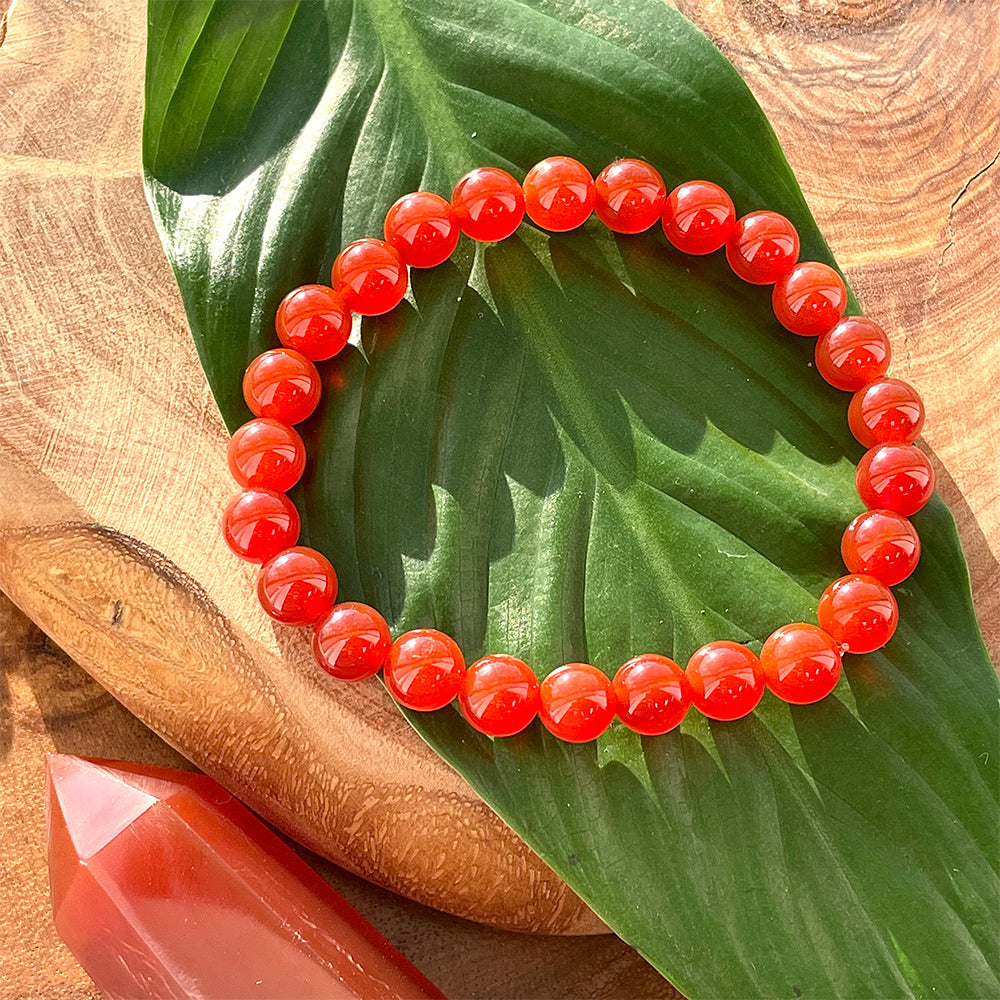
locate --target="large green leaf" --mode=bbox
[143,2,999,997]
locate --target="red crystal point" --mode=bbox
[45,755,446,1000]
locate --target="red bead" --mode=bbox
[848,377,926,447]
[760,623,842,704]
[593,159,666,233]
[856,444,935,517]
[312,602,391,681]
[242,349,321,425]
[275,284,351,361]
[450,167,525,242]
[685,641,764,721]
[815,316,891,391]
[538,663,616,743]
[522,156,595,232]
[331,239,407,316]
[257,546,338,626]
[459,654,540,737]
[818,574,898,654]
[384,629,465,711]
[771,261,847,337]
[227,418,306,492]
[726,211,800,284]
[661,180,736,255]
[383,191,460,268]
[842,510,921,586]
[222,489,300,563]
[613,654,690,735]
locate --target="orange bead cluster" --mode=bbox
[223,157,933,742]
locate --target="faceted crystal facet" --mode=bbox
[46,755,445,1000]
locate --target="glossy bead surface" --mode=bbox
[593,159,666,233]
[856,444,935,517]
[841,510,921,586]
[331,239,407,316]
[451,167,525,242]
[227,419,306,492]
[771,261,847,337]
[275,284,351,361]
[222,489,300,563]
[459,654,540,737]
[685,641,765,721]
[818,574,898,654]
[257,546,337,626]
[312,602,391,681]
[726,211,800,285]
[613,654,690,735]
[662,180,736,255]
[242,349,321,425]
[383,191,460,268]
[814,316,891,391]
[849,377,925,447]
[385,629,465,711]
[522,156,595,232]
[760,623,842,704]
[539,663,616,743]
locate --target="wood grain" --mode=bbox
[0,0,996,975]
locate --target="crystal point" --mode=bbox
[46,755,445,1000]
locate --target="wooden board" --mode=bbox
[1,0,997,993]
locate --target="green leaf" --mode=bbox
[143,2,999,996]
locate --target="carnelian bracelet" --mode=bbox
[222,156,933,743]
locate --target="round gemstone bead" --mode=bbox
[242,349,322,425]
[539,663,616,743]
[459,654,540,737]
[222,489,300,563]
[613,654,690,736]
[522,156,596,232]
[275,284,351,361]
[726,211,800,285]
[818,574,898,654]
[771,261,848,337]
[848,377,925,448]
[451,167,525,242]
[312,602,391,681]
[593,159,666,233]
[383,191,460,268]
[384,629,465,711]
[841,510,921,586]
[856,444,935,517]
[815,316,891,391]
[257,546,338,626]
[685,641,765,721]
[331,239,407,316]
[760,623,842,704]
[227,418,306,492]
[662,180,736,255]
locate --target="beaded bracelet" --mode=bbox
[222,156,933,743]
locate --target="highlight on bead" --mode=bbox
[523,155,596,232]
[385,629,466,711]
[275,284,352,360]
[221,155,930,742]
[818,574,898,654]
[451,166,525,242]
[848,377,925,447]
[685,641,764,721]
[331,238,408,315]
[594,159,666,233]
[662,180,736,255]
[539,663,617,743]
[726,210,800,285]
